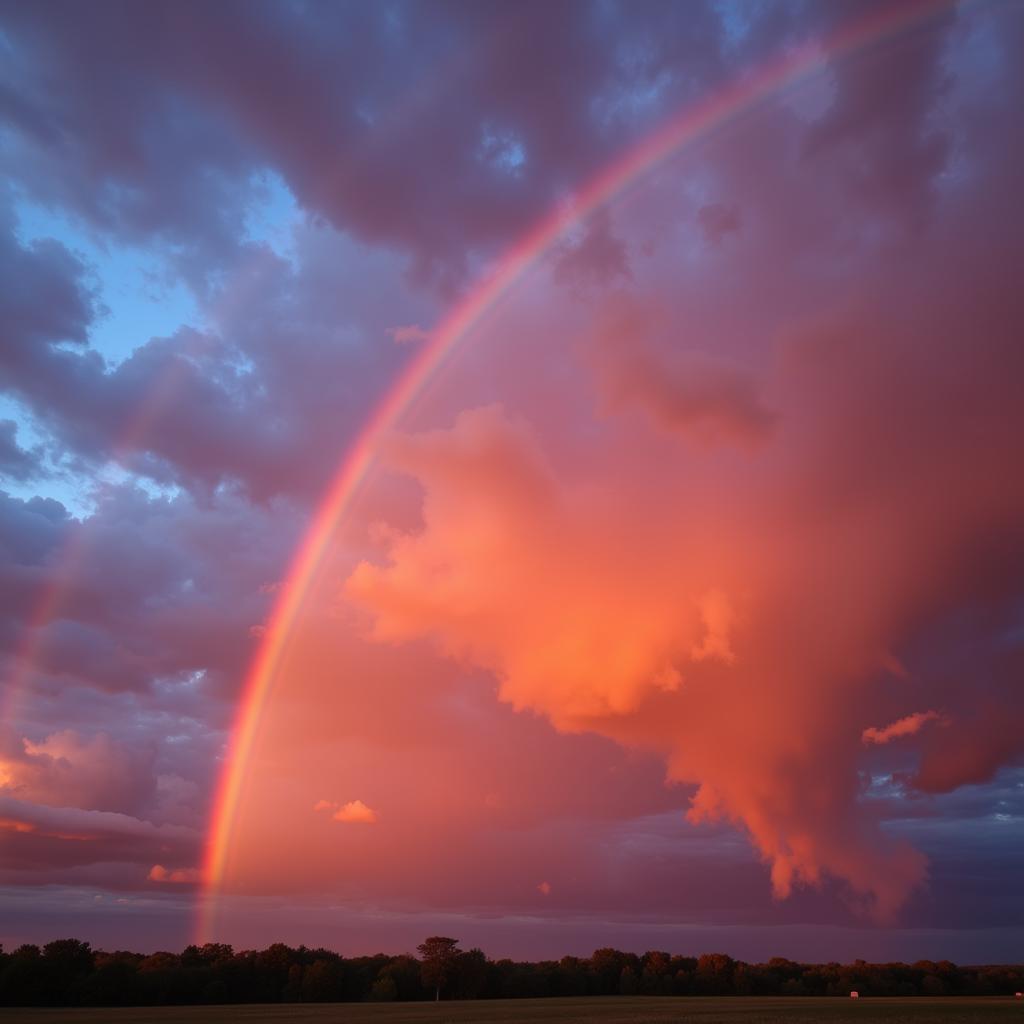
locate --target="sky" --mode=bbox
[1,0,1022,963]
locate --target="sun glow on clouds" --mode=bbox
[215,94,1024,929]
[338,186,1024,920]
[344,401,930,919]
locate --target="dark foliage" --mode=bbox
[0,938,1020,1006]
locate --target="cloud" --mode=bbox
[0,203,97,353]
[347,226,1024,923]
[0,795,199,880]
[314,798,378,824]
[387,324,432,345]
[863,711,944,746]
[0,482,297,697]
[0,420,41,482]
[0,216,427,503]
[697,202,740,244]
[553,209,632,290]
[334,800,378,825]
[690,590,736,665]
[799,0,956,229]
[0,1,731,288]
[587,295,776,445]
[0,731,156,816]
[148,864,201,884]
[346,406,932,917]
[0,818,36,834]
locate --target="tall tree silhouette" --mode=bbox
[416,936,461,1001]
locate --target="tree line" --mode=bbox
[1,936,1021,1006]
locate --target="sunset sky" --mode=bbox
[1,0,1022,963]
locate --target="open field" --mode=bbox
[2,998,1022,1023]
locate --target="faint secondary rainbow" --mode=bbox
[0,348,203,734]
[199,0,955,940]
[1,256,277,735]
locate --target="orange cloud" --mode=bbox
[691,590,737,665]
[314,798,378,823]
[349,405,717,724]
[0,817,37,834]
[347,404,931,919]
[863,710,944,746]
[148,864,201,884]
[334,799,378,824]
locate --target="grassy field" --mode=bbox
[1,998,1022,1023]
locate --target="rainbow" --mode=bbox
[199,0,955,940]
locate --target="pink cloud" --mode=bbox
[863,711,944,746]
[0,731,154,815]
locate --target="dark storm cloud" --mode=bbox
[0,199,96,353]
[553,210,633,291]
[800,0,957,228]
[0,0,970,499]
[0,0,733,288]
[0,420,41,482]
[0,484,297,694]
[0,214,412,500]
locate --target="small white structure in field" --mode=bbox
[1015,991,1023,999]
[849,991,860,999]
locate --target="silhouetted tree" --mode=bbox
[416,936,461,1001]
[42,939,93,1004]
